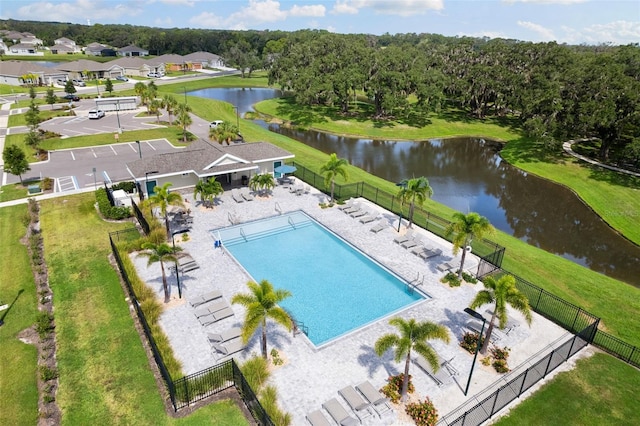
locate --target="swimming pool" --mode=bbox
[215,211,425,346]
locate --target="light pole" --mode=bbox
[172,228,190,299]
[115,102,122,134]
[396,181,407,232]
[145,170,159,216]
[464,307,486,396]
[135,140,142,159]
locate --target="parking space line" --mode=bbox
[146,140,157,151]
[70,150,76,161]
[128,143,137,153]
[103,171,112,184]
[91,148,97,158]
[110,145,118,155]
[72,176,80,190]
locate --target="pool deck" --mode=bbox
[131,183,576,425]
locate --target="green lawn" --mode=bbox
[0,205,39,426]
[495,352,640,426]
[8,108,76,127]
[38,193,247,425]
[0,182,41,202]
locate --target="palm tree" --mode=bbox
[445,212,494,279]
[193,177,223,207]
[149,98,163,123]
[175,103,192,143]
[249,173,275,197]
[209,121,239,145]
[469,275,532,354]
[162,94,177,125]
[138,242,180,303]
[134,82,148,105]
[374,318,450,402]
[149,182,185,237]
[232,279,293,359]
[320,153,349,203]
[397,176,433,229]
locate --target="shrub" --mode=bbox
[39,365,58,382]
[381,374,414,404]
[460,332,484,354]
[440,272,461,287]
[490,346,511,361]
[270,349,283,366]
[241,356,270,392]
[406,397,439,426]
[95,188,131,220]
[493,359,510,373]
[35,312,54,338]
[462,271,478,284]
[40,177,53,191]
[259,385,292,426]
[112,181,137,193]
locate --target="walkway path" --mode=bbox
[563,139,640,178]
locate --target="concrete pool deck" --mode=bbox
[130,183,576,425]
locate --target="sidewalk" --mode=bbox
[563,139,640,178]
[0,102,11,168]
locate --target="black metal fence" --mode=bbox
[108,228,273,423]
[593,329,640,368]
[104,182,116,206]
[292,163,506,272]
[439,323,595,426]
[131,199,150,235]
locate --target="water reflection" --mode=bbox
[190,88,640,287]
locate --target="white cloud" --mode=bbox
[290,4,326,17]
[503,0,587,4]
[154,17,173,26]
[332,0,443,17]
[15,0,143,23]
[562,20,640,44]
[518,20,556,41]
[151,0,196,6]
[233,0,288,23]
[189,11,223,28]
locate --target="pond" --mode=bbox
[190,88,640,287]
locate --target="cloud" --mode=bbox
[15,0,143,23]
[562,20,640,44]
[332,0,443,17]
[290,4,326,17]
[518,20,556,41]
[189,11,223,28]
[150,0,196,6]
[503,0,587,4]
[155,17,173,26]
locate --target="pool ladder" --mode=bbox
[284,309,309,337]
[407,272,424,294]
[239,227,247,242]
[288,216,296,229]
[275,201,282,215]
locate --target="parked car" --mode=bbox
[147,72,164,78]
[72,79,86,87]
[88,109,105,119]
[56,79,67,86]
[209,120,224,128]
[115,75,129,81]
[62,94,80,102]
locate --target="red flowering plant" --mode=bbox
[405,397,439,426]
[380,374,415,404]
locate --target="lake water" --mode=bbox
[190,88,640,287]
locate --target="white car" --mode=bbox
[88,110,105,119]
[209,120,224,128]
[72,79,86,87]
[147,72,164,78]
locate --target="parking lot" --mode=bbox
[3,139,181,191]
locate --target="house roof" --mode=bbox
[148,54,185,65]
[8,43,38,50]
[54,59,116,72]
[55,37,75,45]
[183,51,222,62]
[0,61,63,77]
[127,139,294,180]
[118,44,148,53]
[50,44,75,52]
[85,42,110,52]
[110,57,152,68]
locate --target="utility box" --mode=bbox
[27,185,42,194]
[112,189,132,207]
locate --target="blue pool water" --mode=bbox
[215,211,424,346]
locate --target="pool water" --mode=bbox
[215,211,425,346]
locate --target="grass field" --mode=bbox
[0,205,39,426]
[37,194,247,425]
[495,352,640,425]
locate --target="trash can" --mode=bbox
[241,175,248,186]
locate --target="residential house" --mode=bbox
[117,44,149,57]
[54,59,124,80]
[110,56,160,78]
[51,37,82,54]
[149,54,187,73]
[84,42,115,56]
[183,51,225,68]
[5,43,43,56]
[127,139,294,197]
[0,40,8,55]
[0,60,68,86]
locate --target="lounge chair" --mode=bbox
[339,386,374,421]
[356,381,393,417]
[212,339,245,358]
[359,213,378,224]
[198,306,234,327]
[231,188,244,203]
[207,326,242,343]
[337,199,356,211]
[181,262,200,273]
[306,409,332,426]
[369,220,388,233]
[393,229,414,244]
[240,187,255,201]
[437,259,461,272]
[322,398,359,426]
[189,290,222,307]
[349,208,367,218]
[401,235,421,249]
[466,319,503,343]
[343,203,361,214]
[413,353,454,387]
[193,299,229,318]
[418,247,443,260]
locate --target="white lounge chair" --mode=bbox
[231,188,244,203]
[337,199,356,211]
[189,290,222,307]
[193,299,229,318]
[401,235,421,249]
[322,398,359,426]
[240,187,254,201]
[393,229,414,244]
[198,306,234,326]
[306,409,332,426]
[339,385,374,421]
[356,381,393,418]
[418,247,443,260]
[413,353,454,387]
[343,203,361,214]
[349,208,367,218]
[359,213,377,224]
[207,327,242,343]
[370,219,388,233]
[212,339,245,358]
[437,259,461,272]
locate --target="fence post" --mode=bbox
[535,287,543,310]
[567,334,578,359]
[518,369,529,396]
[490,390,499,418]
[570,307,581,333]
[628,346,637,363]
[184,378,190,407]
[543,350,555,378]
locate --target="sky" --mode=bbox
[1,0,639,45]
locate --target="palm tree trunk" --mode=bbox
[401,352,411,401]
[458,246,468,279]
[261,320,268,359]
[164,214,171,241]
[480,315,496,354]
[160,261,170,303]
[408,201,415,228]
[330,180,335,203]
